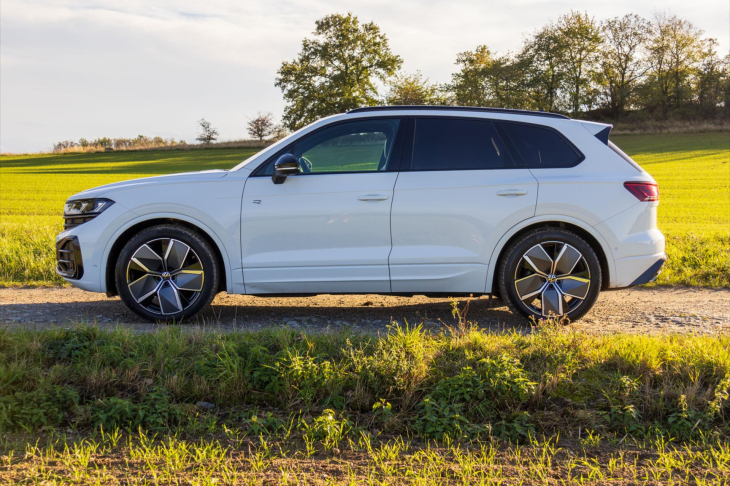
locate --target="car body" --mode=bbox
[56,106,666,321]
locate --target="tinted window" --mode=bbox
[411,118,515,171]
[500,122,582,168]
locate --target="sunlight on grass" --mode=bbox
[612,132,730,286]
[0,133,728,286]
[0,148,260,286]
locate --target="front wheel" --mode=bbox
[115,224,219,322]
[498,228,602,321]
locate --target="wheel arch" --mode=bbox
[486,216,614,294]
[104,216,230,297]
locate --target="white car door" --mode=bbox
[241,118,404,294]
[389,117,538,293]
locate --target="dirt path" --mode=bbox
[1,287,728,335]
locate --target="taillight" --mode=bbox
[624,182,659,202]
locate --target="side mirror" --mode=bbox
[272,154,299,184]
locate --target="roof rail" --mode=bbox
[347,105,570,119]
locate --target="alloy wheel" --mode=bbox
[513,241,591,317]
[125,238,205,316]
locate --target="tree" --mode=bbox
[482,54,529,109]
[446,45,494,106]
[446,46,529,108]
[53,140,76,152]
[597,14,651,119]
[92,137,112,148]
[385,71,447,105]
[643,13,704,119]
[556,11,602,116]
[519,23,567,112]
[694,39,729,116]
[196,118,219,144]
[247,112,275,142]
[270,124,289,141]
[275,13,402,130]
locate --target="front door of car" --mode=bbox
[389,117,538,293]
[240,118,404,294]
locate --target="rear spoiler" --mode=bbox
[581,121,613,145]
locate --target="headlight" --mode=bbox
[63,198,114,230]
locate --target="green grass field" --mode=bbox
[0,132,728,287]
[0,148,261,285]
[611,133,729,287]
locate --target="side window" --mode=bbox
[411,118,515,171]
[500,122,583,168]
[287,119,401,174]
[258,119,401,176]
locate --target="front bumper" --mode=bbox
[56,236,84,279]
[55,200,133,293]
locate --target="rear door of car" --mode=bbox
[389,116,538,293]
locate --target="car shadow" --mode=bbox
[205,295,527,330]
[1,293,530,333]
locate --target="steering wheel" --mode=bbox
[298,156,313,173]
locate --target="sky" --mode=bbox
[1,0,728,153]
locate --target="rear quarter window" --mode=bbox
[500,122,583,168]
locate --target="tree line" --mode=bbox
[276,12,729,129]
[52,10,727,152]
[53,116,287,152]
[53,135,187,152]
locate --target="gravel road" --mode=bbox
[1,287,728,335]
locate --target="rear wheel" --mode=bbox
[498,228,601,321]
[115,225,219,322]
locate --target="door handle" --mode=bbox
[497,189,528,197]
[358,194,389,201]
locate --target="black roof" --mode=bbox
[347,105,570,119]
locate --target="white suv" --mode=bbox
[56,107,666,322]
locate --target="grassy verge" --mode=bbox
[0,132,728,287]
[5,429,728,484]
[1,321,729,483]
[658,233,730,287]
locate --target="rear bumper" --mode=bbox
[614,252,667,288]
[630,253,667,285]
[594,200,666,288]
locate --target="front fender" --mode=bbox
[99,211,244,295]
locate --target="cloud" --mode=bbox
[1,0,728,152]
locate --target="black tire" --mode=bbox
[498,227,601,322]
[115,224,219,322]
